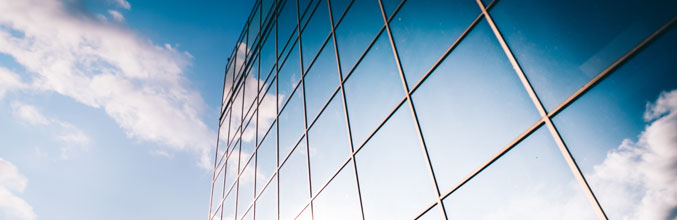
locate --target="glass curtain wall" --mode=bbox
[211,0,677,219]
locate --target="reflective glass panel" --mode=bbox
[277,41,301,109]
[254,175,278,220]
[412,20,540,191]
[277,0,298,54]
[417,205,444,220]
[256,122,277,195]
[553,27,677,219]
[491,0,677,110]
[356,104,438,219]
[335,0,383,77]
[237,159,255,217]
[344,32,404,147]
[329,0,351,26]
[300,0,331,71]
[278,88,306,161]
[444,128,597,219]
[308,95,351,194]
[279,138,311,220]
[390,0,479,86]
[303,39,340,121]
[312,163,363,220]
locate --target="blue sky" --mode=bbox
[0,0,254,219]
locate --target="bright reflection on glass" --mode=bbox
[356,104,438,219]
[553,27,677,220]
[313,163,363,220]
[413,19,540,191]
[344,32,404,147]
[390,0,478,86]
[490,0,677,110]
[308,95,351,194]
[444,128,597,219]
[279,138,310,220]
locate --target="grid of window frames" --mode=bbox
[210,0,676,219]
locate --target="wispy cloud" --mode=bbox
[11,101,90,159]
[112,0,131,10]
[0,0,215,168]
[0,67,24,99]
[0,158,36,220]
[108,10,125,22]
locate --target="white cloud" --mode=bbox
[113,0,131,10]
[0,0,215,168]
[10,102,90,159]
[586,89,677,220]
[108,10,124,22]
[0,67,24,99]
[0,158,37,220]
[220,43,279,145]
[10,102,49,125]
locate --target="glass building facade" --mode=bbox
[210,0,676,219]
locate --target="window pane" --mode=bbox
[344,32,404,147]
[260,28,276,85]
[380,0,401,19]
[335,0,383,77]
[222,188,236,220]
[417,205,444,220]
[553,26,677,220]
[279,138,311,220]
[278,88,305,162]
[329,0,351,26]
[313,163,363,220]
[254,175,278,220]
[300,0,331,71]
[303,39,340,121]
[412,19,540,191]
[277,41,301,109]
[237,159,255,218]
[356,104,438,219]
[490,0,677,110]
[256,122,277,195]
[211,168,225,218]
[277,0,298,54]
[444,128,597,219]
[308,95,351,194]
[257,82,278,142]
[390,0,479,86]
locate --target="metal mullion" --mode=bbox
[275,1,281,218]
[413,119,544,219]
[475,0,607,219]
[377,0,448,218]
[326,0,365,219]
[254,4,262,219]
[295,0,316,218]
